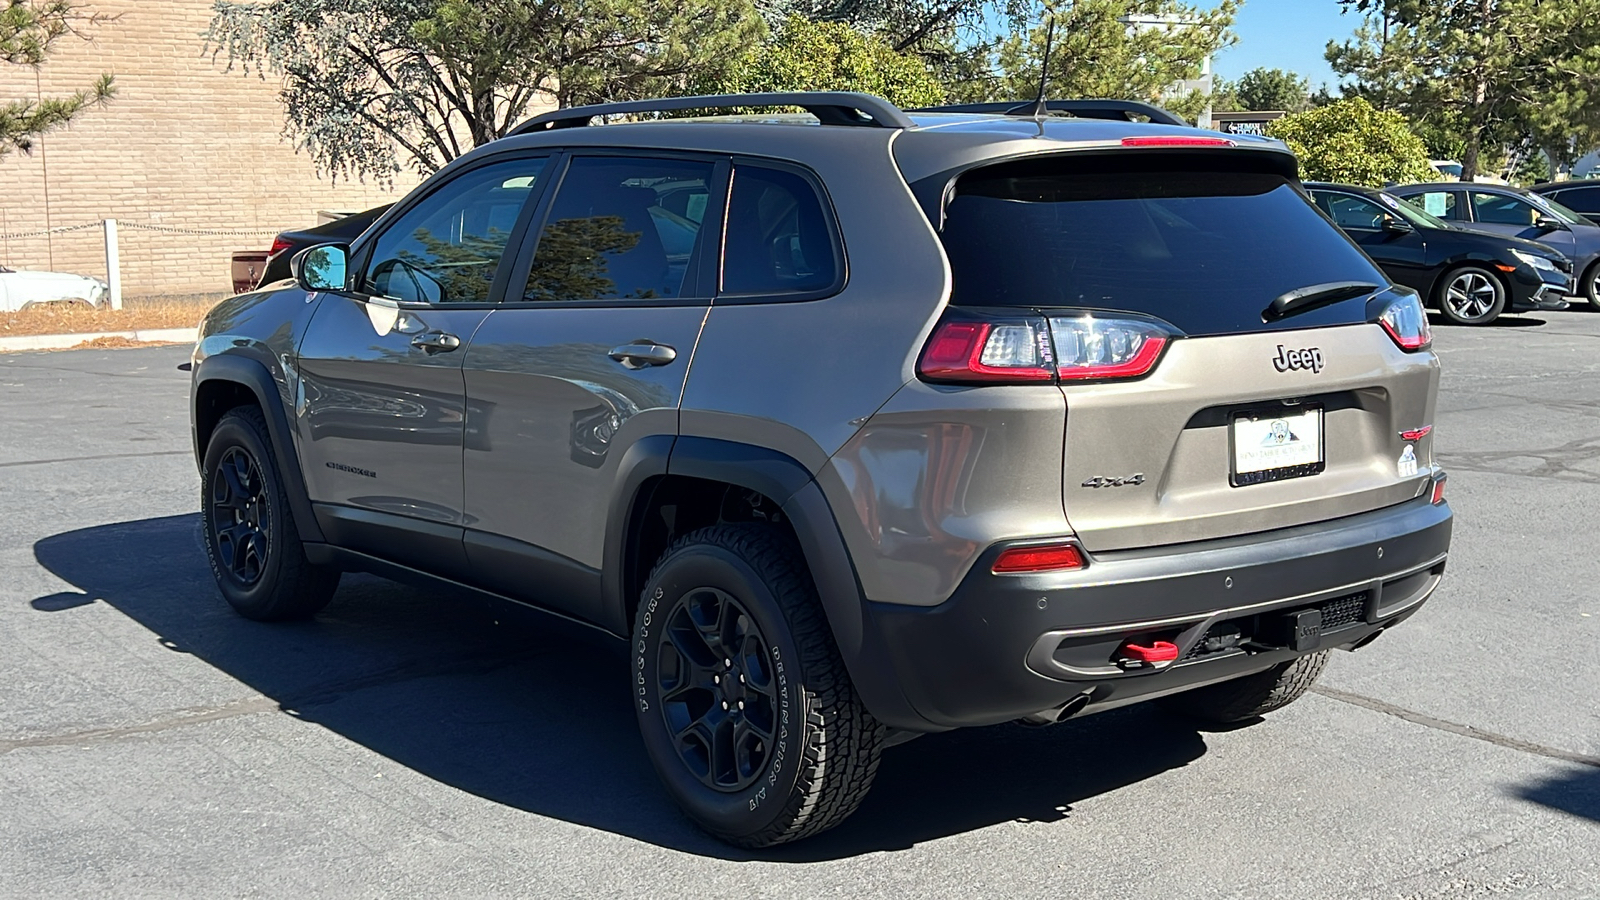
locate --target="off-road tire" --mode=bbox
[1161,651,1329,724]
[632,524,884,848]
[201,406,339,621]
[1435,265,1507,326]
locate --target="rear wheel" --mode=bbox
[1160,651,1329,723]
[201,406,339,621]
[1435,266,1506,325]
[632,525,883,848]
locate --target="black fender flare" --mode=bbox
[601,435,926,730]
[192,353,325,543]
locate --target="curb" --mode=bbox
[0,327,198,352]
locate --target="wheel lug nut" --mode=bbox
[738,673,745,684]
[713,674,720,684]
[724,658,732,668]
[737,700,744,710]
[721,701,729,710]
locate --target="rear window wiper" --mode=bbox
[1265,281,1381,321]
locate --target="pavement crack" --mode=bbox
[0,450,191,469]
[0,697,279,754]
[1437,436,1600,485]
[1313,686,1600,769]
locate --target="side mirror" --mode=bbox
[1535,216,1569,233]
[1383,217,1415,234]
[292,243,350,291]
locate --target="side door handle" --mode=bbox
[411,331,462,353]
[608,341,678,369]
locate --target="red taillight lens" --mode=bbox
[992,543,1086,574]
[1120,136,1234,148]
[268,235,294,257]
[1378,293,1431,351]
[918,319,1056,384]
[1048,315,1171,381]
[1431,475,1447,505]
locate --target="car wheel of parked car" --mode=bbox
[1160,651,1329,723]
[1584,262,1600,310]
[1436,266,1506,325]
[201,407,340,621]
[632,524,884,848]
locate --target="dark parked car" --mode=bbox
[1306,183,1571,325]
[250,205,392,291]
[189,92,1451,847]
[1529,179,1600,218]
[1389,182,1600,308]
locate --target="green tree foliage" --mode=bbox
[977,1,1238,121]
[1235,67,1310,112]
[524,216,642,301]
[1266,97,1435,187]
[707,16,945,108]
[1328,0,1600,181]
[206,0,762,182]
[1,0,114,156]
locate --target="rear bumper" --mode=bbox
[854,490,1453,731]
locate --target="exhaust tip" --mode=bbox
[1019,690,1095,727]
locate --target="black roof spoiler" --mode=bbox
[508,92,915,135]
[909,99,1188,127]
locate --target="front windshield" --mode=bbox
[1377,190,1451,229]
[1526,191,1594,225]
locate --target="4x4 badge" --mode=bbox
[1083,473,1145,488]
[1273,345,1324,373]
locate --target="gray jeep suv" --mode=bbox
[189,92,1453,847]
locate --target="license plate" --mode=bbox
[1231,406,1325,486]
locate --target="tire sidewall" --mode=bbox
[1437,266,1506,325]
[633,541,809,839]
[201,413,289,616]
[1585,262,1600,308]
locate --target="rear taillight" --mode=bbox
[268,236,294,257]
[993,543,1085,574]
[1378,293,1431,351]
[919,313,1177,385]
[918,318,1056,383]
[1049,315,1171,381]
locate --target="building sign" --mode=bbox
[1211,111,1287,137]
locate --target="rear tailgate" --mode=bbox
[931,148,1441,552]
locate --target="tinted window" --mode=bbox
[722,165,839,296]
[1407,191,1463,220]
[1472,192,1538,226]
[1548,185,1600,215]
[524,156,714,302]
[934,158,1386,337]
[363,158,547,304]
[1318,192,1388,230]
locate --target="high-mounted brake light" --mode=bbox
[1378,293,1432,351]
[1049,315,1172,381]
[918,319,1056,384]
[1120,136,1234,148]
[268,236,294,257]
[993,543,1086,574]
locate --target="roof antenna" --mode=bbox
[1027,14,1056,119]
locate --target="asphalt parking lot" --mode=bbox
[3,311,1598,899]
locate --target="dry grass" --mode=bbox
[1,292,226,337]
[71,336,180,350]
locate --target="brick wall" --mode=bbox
[0,0,427,297]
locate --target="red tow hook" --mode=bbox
[1119,640,1180,665]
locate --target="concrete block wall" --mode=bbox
[0,0,426,297]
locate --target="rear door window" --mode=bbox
[931,156,1386,336]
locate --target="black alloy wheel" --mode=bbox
[210,446,271,585]
[657,587,780,792]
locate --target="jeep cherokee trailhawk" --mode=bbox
[189,92,1453,847]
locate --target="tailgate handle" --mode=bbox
[609,341,677,369]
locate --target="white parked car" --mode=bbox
[0,264,109,312]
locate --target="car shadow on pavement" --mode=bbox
[33,513,1212,860]
[1427,312,1548,328]
[1512,766,1600,825]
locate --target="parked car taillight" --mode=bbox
[918,312,1178,384]
[268,236,294,257]
[1048,314,1172,381]
[1378,292,1432,351]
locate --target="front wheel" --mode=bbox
[1436,266,1507,325]
[1160,651,1329,723]
[632,525,883,848]
[1583,261,1600,309]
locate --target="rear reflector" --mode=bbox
[1120,136,1234,148]
[1119,640,1180,663]
[1378,292,1432,351]
[1431,475,1447,505]
[919,319,1056,384]
[993,544,1085,574]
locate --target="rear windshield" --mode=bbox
[933,156,1387,336]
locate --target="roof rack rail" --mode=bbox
[509,92,915,135]
[909,99,1189,127]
